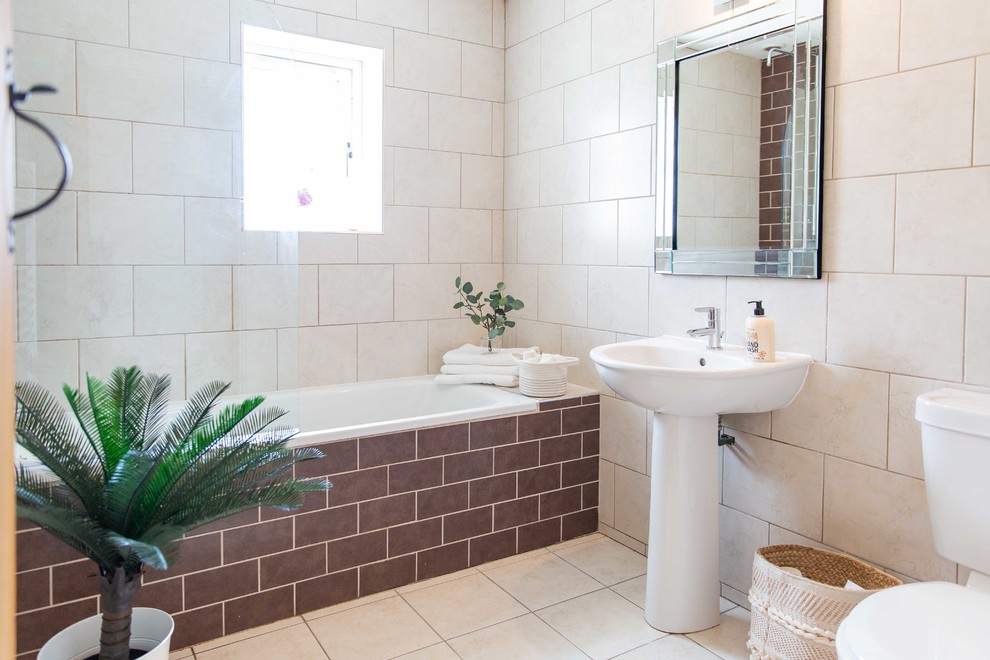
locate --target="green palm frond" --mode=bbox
[14,367,330,576]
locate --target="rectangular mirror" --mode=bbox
[655,0,825,278]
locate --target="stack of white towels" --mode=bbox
[435,344,536,387]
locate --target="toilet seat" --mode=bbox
[836,581,990,659]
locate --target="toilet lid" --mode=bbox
[837,582,990,660]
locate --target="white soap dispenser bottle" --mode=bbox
[745,300,775,362]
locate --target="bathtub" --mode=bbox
[264,376,541,445]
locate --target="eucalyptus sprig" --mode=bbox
[453,277,525,351]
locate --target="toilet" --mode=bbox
[836,388,990,659]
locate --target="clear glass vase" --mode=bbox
[480,335,503,353]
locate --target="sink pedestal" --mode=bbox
[645,413,721,633]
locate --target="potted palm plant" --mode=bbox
[15,366,330,660]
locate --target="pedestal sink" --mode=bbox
[590,335,812,633]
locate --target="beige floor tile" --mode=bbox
[475,547,549,572]
[307,595,441,660]
[169,650,193,660]
[536,588,664,660]
[195,624,327,660]
[402,573,528,639]
[546,532,604,552]
[396,567,480,594]
[393,642,461,659]
[448,613,587,660]
[686,608,751,660]
[193,616,304,652]
[303,589,398,621]
[611,574,647,609]
[554,536,647,585]
[484,553,605,610]
[616,634,721,659]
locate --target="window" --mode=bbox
[242,26,383,233]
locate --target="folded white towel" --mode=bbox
[440,364,519,376]
[435,374,519,387]
[442,344,536,367]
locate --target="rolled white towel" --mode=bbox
[442,344,536,367]
[435,374,519,387]
[440,364,519,376]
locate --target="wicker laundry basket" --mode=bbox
[747,545,901,660]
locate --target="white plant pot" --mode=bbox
[39,607,174,660]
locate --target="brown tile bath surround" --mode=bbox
[14,395,599,655]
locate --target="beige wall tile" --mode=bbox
[590,127,653,201]
[357,321,429,380]
[358,0,427,31]
[976,56,990,166]
[619,54,657,132]
[502,264,539,321]
[518,86,564,152]
[187,330,278,395]
[429,209,493,264]
[13,191,76,267]
[517,206,563,265]
[394,29,460,96]
[135,266,232,335]
[542,14,592,90]
[825,0,900,85]
[231,2,319,64]
[385,88,429,149]
[564,67,620,142]
[394,149,461,208]
[539,141,591,206]
[724,276,828,361]
[722,432,824,540]
[722,412,770,440]
[77,43,183,125]
[492,103,505,157]
[316,14,394,84]
[462,43,505,102]
[275,0,356,16]
[895,167,990,276]
[78,193,183,266]
[590,0,654,72]
[772,363,889,468]
[515,0,565,44]
[822,176,895,274]
[504,100,520,156]
[616,197,655,268]
[185,198,277,266]
[18,266,133,341]
[130,0,229,61]
[965,277,990,387]
[565,0,609,20]
[133,125,232,197]
[832,61,974,178]
[184,59,241,132]
[234,265,318,329]
[319,264,393,324]
[429,95,493,155]
[900,0,990,70]
[647,272,727,338]
[827,273,964,381]
[277,325,357,388]
[563,201,617,266]
[588,267,649,335]
[359,206,429,264]
[79,335,187,398]
[824,456,956,582]
[14,340,79,394]
[506,37,541,102]
[614,465,650,543]
[290,233,358,265]
[429,0,492,45]
[427,318,481,372]
[14,0,127,45]
[462,154,504,210]
[504,151,540,209]
[394,264,461,321]
[719,505,769,594]
[17,114,131,193]
[598,459,615,527]
[539,264,587,326]
[13,32,75,115]
[600,395,648,473]
[560,324,616,394]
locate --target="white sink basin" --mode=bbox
[590,335,812,416]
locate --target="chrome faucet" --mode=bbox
[687,306,724,350]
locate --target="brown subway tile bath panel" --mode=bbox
[51,560,98,604]
[389,457,443,493]
[443,506,494,543]
[469,473,517,507]
[444,448,494,483]
[295,504,358,546]
[16,599,97,655]
[296,569,359,614]
[360,431,417,468]
[563,508,599,540]
[223,518,293,563]
[389,518,443,557]
[191,508,260,535]
[518,410,562,442]
[494,440,540,473]
[417,541,469,581]
[16,529,83,572]
[469,529,517,566]
[260,544,327,589]
[583,483,599,509]
[562,456,599,487]
[518,519,561,553]
[295,439,358,478]
[562,405,599,434]
[540,433,582,464]
[540,486,583,519]
[417,483,469,519]
[328,531,388,573]
[518,464,561,497]
[170,604,224,650]
[144,533,221,582]
[135,576,183,614]
[326,467,388,506]
[16,568,49,613]
[185,560,259,609]
[224,585,295,634]
[359,493,416,532]
[418,423,469,457]
[360,555,417,595]
[470,416,517,448]
[494,496,540,530]
[582,430,600,456]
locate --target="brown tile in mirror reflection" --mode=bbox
[171,604,223,650]
[444,448,494,483]
[389,518,443,557]
[518,518,561,553]
[563,508,599,540]
[51,560,98,604]
[260,544,327,589]
[16,567,49,612]
[359,493,416,532]
[16,598,96,654]
[360,554,416,595]
[443,506,493,543]
[470,416,517,449]
[184,560,258,609]
[418,423,469,457]
[494,496,539,530]
[562,405,599,434]
[417,541,469,581]
[389,457,443,494]
[417,483,468,519]
[295,568,359,614]
[223,518,292,563]
[327,530,387,573]
[469,473,517,507]
[540,433,582,464]
[540,486,583,519]
[136,576,183,614]
[518,464,561,497]
[359,431,416,468]
[469,529,517,566]
[582,430,600,456]
[224,585,295,634]
[326,467,388,506]
[295,504,358,546]
[562,456,599,487]
[16,529,84,572]
[144,533,221,582]
[494,440,540,473]
[518,410,562,442]
[295,439,357,478]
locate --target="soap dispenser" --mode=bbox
[745,300,775,362]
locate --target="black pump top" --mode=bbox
[748,300,765,316]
